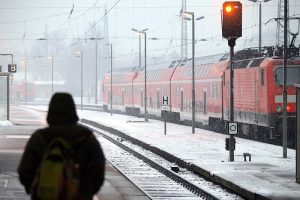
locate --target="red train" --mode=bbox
[102,46,300,146]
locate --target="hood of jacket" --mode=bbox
[47,92,79,125]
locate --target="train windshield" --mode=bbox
[274,65,300,86]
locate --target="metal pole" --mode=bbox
[144,32,148,122]
[81,53,83,111]
[110,45,113,116]
[9,54,13,110]
[192,14,195,134]
[164,110,167,135]
[0,54,13,112]
[259,2,262,51]
[51,57,53,96]
[25,60,27,104]
[283,0,288,158]
[296,86,300,183]
[7,75,9,120]
[95,40,98,104]
[139,34,141,68]
[229,38,236,162]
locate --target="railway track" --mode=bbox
[82,121,243,200]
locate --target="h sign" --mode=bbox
[162,96,169,106]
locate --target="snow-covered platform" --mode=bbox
[79,110,300,200]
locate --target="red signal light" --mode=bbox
[286,105,291,112]
[225,5,232,13]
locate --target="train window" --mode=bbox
[199,66,205,77]
[204,65,210,76]
[188,69,192,78]
[274,65,300,86]
[260,69,265,86]
[234,60,250,69]
[169,61,177,68]
[249,58,264,67]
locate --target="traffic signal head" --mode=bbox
[222,1,242,39]
[225,138,230,150]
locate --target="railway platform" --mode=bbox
[0,106,150,200]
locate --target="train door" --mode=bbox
[203,91,207,115]
[156,90,160,109]
[255,70,259,116]
[180,90,183,111]
[122,91,125,105]
[108,91,112,104]
[141,91,143,107]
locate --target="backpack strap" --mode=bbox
[38,125,91,147]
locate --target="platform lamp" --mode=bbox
[106,44,113,116]
[76,51,83,111]
[247,0,271,52]
[131,28,149,122]
[181,11,205,133]
[47,56,54,97]
[89,37,104,104]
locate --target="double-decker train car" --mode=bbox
[102,46,300,146]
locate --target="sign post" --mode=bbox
[295,84,300,184]
[0,72,10,121]
[162,96,169,135]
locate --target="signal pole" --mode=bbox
[222,1,242,162]
[229,38,236,162]
[282,0,288,158]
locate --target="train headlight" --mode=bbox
[276,105,282,112]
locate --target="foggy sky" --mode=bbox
[0,1,299,58]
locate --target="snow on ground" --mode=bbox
[78,110,300,199]
[20,106,300,199]
[0,120,13,126]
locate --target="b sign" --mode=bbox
[8,64,17,73]
[162,96,169,106]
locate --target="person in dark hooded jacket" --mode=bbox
[18,92,105,200]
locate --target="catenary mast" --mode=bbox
[276,0,290,46]
[181,0,187,59]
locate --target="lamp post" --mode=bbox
[76,51,83,111]
[182,11,204,133]
[131,28,149,122]
[21,60,27,104]
[248,0,271,51]
[48,56,54,96]
[106,44,113,116]
[90,37,104,104]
